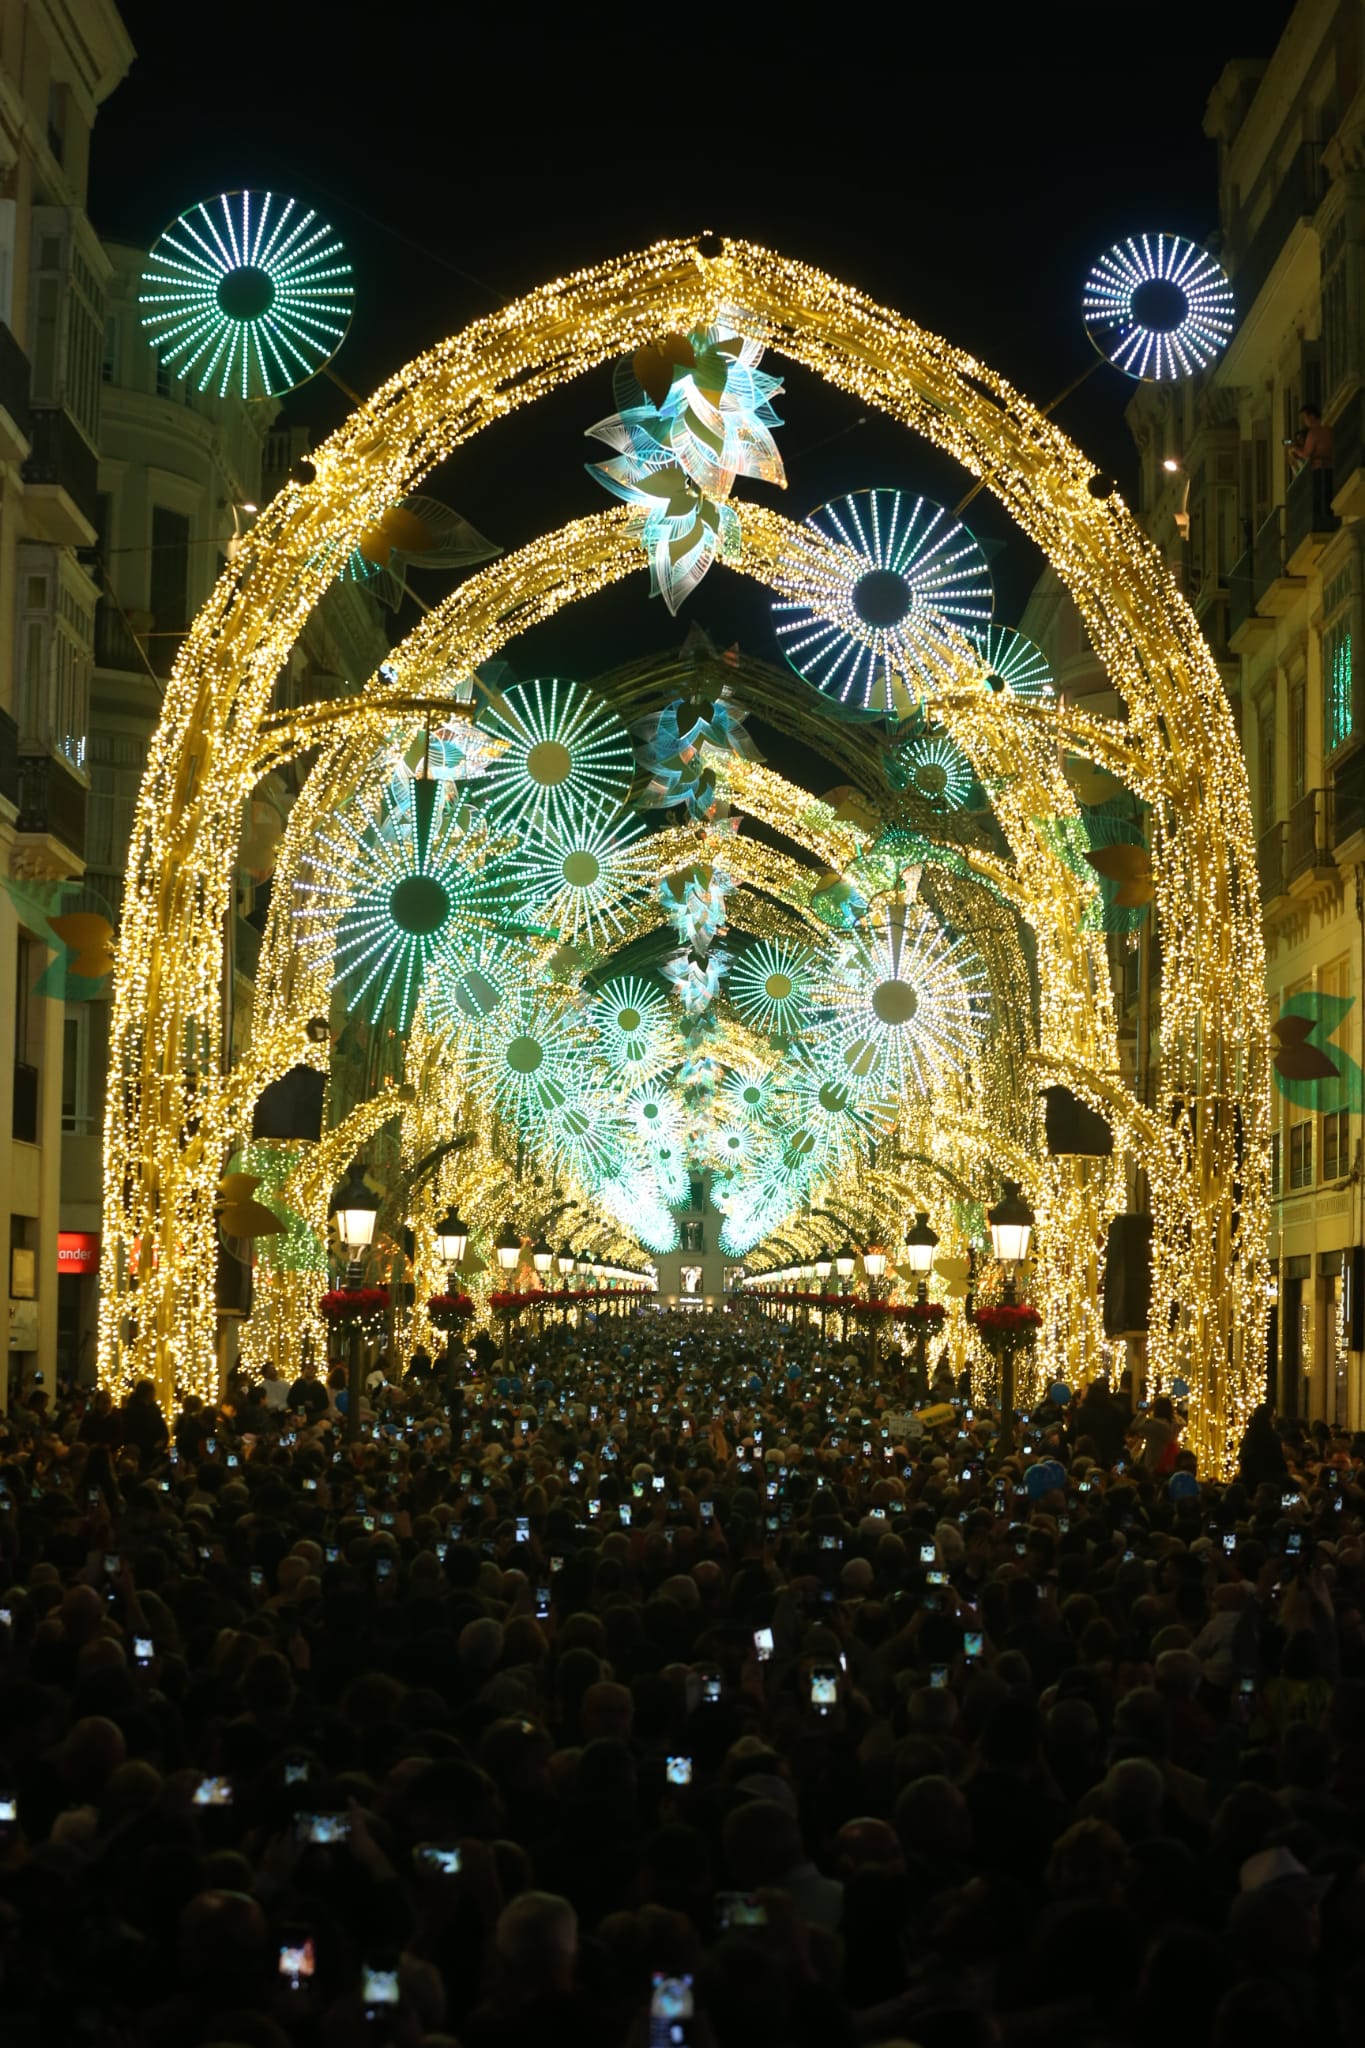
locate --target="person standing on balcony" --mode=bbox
[1288,405,1334,473]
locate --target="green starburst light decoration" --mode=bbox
[729,938,819,1038]
[139,190,353,399]
[720,1063,778,1123]
[465,986,585,1122]
[893,732,974,810]
[973,625,1054,699]
[628,1081,684,1150]
[590,975,675,1080]
[525,1078,629,1185]
[813,901,988,1096]
[505,806,649,946]
[297,776,519,1032]
[476,677,634,837]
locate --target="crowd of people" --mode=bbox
[0,1308,1363,2047]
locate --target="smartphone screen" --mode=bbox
[666,1755,692,1785]
[964,1631,983,1660]
[278,1935,315,1988]
[415,1842,461,1875]
[134,1635,153,1664]
[363,1965,400,2007]
[810,1668,838,1711]
[651,1973,694,2048]
[753,1626,774,1661]
[192,1776,233,1808]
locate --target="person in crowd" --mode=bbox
[0,1305,1362,2047]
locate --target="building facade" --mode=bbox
[1029,0,1365,1425]
[56,243,388,1385]
[0,0,132,1403]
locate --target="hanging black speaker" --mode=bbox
[251,1064,326,1142]
[1352,1247,1365,1351]
[1041,1084,1114,1157]
[1104,1213,1152,1335]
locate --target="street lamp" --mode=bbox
[330,1163,380,1442]
[557,1244,575,1319]
[904,1210,939,1397]
[495,1223,521,1368]
[434,1204,469,1404]
[987,1179,1035,1452]
[531,1237,553,1333]
[863,1241,887,1369]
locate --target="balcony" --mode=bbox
[1285,463,1339,573]
[12,1062,38,1145]
[0,322,31,464]
[1257,821,1286,904]
[1252,505,1303,617]
[0,705,17,812]
[1332,387,1365,522]
[1227,145,1325,335]
[22,406,98,546]
[94,601,145,674]
[1333,746,1365,862]
[16,751,86,860]
[1286,787,1334,890]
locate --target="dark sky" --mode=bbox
[92,1,1297,692]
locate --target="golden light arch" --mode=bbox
[101,237,1269,1472]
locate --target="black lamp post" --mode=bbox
[435,1204,468,1405]
[330,1164,380,1442]
[495,1223,521,1367]
[987,1180,1035,1453]
[904,1209,939,1399]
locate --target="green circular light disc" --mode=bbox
[764,971,794,1001]
[818,1080,852,1113]
[389,873,450,935]
[872,978,919,1025]
[742,1084,762,1105]
[561,849,601,887]
[217,265,275,320]
[616,1006,642,1033]
[526,739,573,786]
[506,1035,544,1074]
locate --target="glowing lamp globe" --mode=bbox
[863,1244,888,1280]
[557,1245,576,1277]
[330,1165,379,1251]
[435,1207,469,1265]
[904,1210,939,1276]
[814,1253,833,1280]
[988,1180,1035,1266]
[495,1225,522,1273]
[834,1243,856,1280]
[532,1237,554,1275]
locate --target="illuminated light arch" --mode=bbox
[103,239,1267,1474]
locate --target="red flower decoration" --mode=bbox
[970,1303,1041,1339]
[898,1301,948,1326]
[427,1292,474,1328]
[319,1286,391,1322]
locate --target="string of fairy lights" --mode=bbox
[103,232,1267,1475]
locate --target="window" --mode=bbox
[27,210,105,445]
[680,1220,704,1253]
[1258,697,1275,824]
[1289,1119,1314,1189]
[150,506,190,629]
[1325,615,1353,753]
[1323,1109,1351,1181]
[60,1012,92,1134]
[1271,1129,1282,1197]
[101,314,119,384]
[1290,677,1307,801]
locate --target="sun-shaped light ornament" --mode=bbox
[1083,233,1235,382]
[729,939,820,1039]
[773,489,993,713]
[813,900,988,1097]
[590,977,675,1082]
[720,1063,779,1124]
[972,625,1055,699]
[893,732,975,810]
[522,1077,630,1187]
[464,987,586,1125]
[627,1082,684,1151]
[296,776,521,1032]
[140,190,353,399]
[504,805,650,947]
[474,678,635,837]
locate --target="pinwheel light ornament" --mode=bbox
[475,677,635,837]
[339,496,500,609]
[721,1063,778,1124]
[773,489,993,713]
[464,987,585,1124]
[1083,232,1235,382]
[140,189,353,400]
[587,319,786,613]
[627,1082,684,1151]
[730,938,819,1038]
[892,732,975,810]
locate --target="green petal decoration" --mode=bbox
[1273,994,1364,1112]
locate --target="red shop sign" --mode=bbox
[57,1231,100,1275]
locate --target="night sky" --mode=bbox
[92,3,1297,710]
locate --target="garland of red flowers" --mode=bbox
[898,1301,948,1327]
[426,1292,475,1330]
[318,1286,390,1323]
[970,1302,1041,1344]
